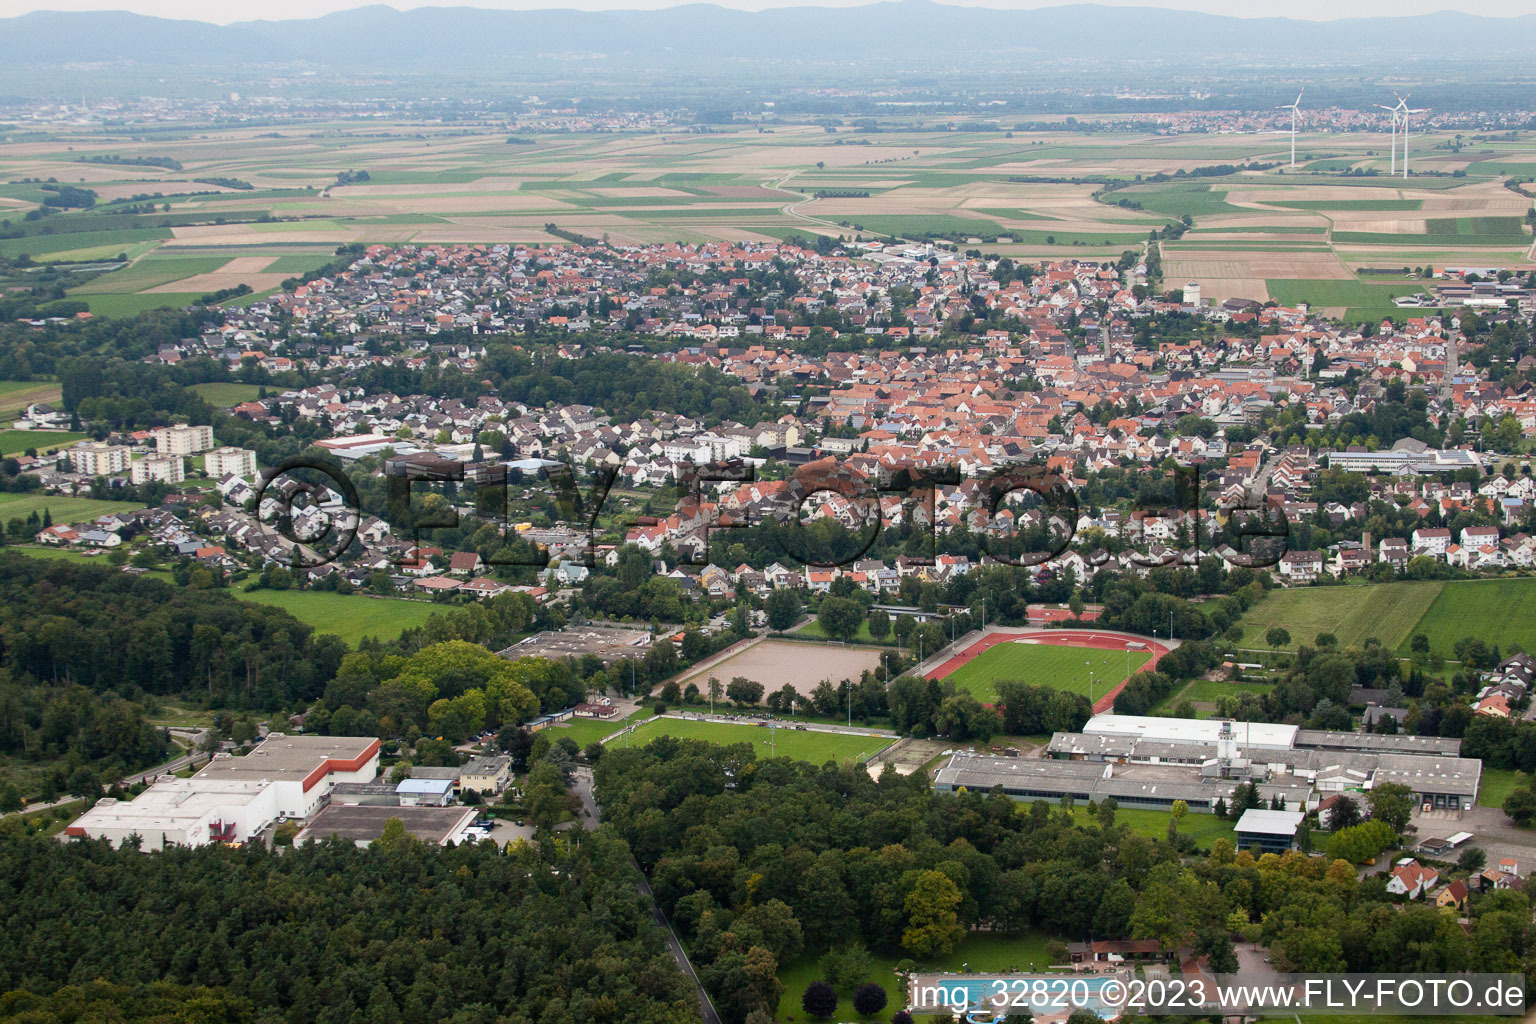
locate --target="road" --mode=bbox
[571,768,723,1024]
[763,172,844,233]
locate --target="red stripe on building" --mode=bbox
[300,739,381,792]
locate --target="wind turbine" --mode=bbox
[1402,104,1429,179]
[1276,89,1304,167]
[1374,100,1402,176]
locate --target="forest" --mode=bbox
[594,738,1536,1024]
[0,829,700,1024]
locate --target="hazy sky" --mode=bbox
[3,0,1534,23]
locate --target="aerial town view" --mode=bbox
[1,0,1535,1021]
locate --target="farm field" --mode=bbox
[1234,580,1445,652]
[672,638,883,697]
[0,491,144,523]
[944,641,1150,702]
[0,429,85,455]
[1,119,1530,307]
[1402,578,1536,656]
[626,715,894,764]
[189,382,267,406]
[235,588,441,646]
[0,380,63,421]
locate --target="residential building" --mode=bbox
[131,454,185,485]
[153,424,215,456]
[69,441,130,476]
[205,446,258,478]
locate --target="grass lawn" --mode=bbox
[0,491,144,523]
[793,618,895,644]
[1068,805,1235,845]
[626,716,893,764]
[1234,580,1444,652]
[945,642,1150,703]
[189,382,267,407]
[235,588,441,646]
[6,544,116,566]
[1400,577,1536,656]
[775,930,1063,1024]
[545,709,652,749]
[1151,677,1273,715]
[0,429,86,456]
[1474,767,1531,809]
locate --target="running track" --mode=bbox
[924,628,1171,713]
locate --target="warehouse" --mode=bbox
[66,734,382,849]
[294,804,479,847]
[65,779,280,850]
[193,734,381,819]
[931,753,1311,813]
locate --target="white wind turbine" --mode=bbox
[1276,89,1304,167]
[1402,103,1430,179]
[1374,98,1403,175]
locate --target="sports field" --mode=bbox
[1401,578,1536,656]
[626,716,894,764]
[673,638,882,697]
[945,640,1150,703]
[236,588,440,646]
[1234,580,1445,652]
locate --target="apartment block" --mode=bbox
[69,441,131,476]
[204,446,257,478]
[153,424,215,456]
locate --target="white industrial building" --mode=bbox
[66,734,380,849]
[1082,713,1299,751]
[66,778,280,850]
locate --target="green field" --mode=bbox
[1234,581,1444,652]
[75,292,203,317]
[235,588,442,646]
[1265,279,1431,310]
[0,491,143,523]
[1402,578,1536,656]
[944,641,1150,702]
[1476,768,1532,809]
[792,617,895,644]
[69,255,228,295]
[0,429,85,455]
[1069,805,1236,844]
[190,382,267,406]
[543,709,651,749]
[626,716,893,764]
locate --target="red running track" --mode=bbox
[924,628,1171,713]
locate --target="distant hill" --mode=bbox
[7,1,1536,68]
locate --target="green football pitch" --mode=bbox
[624,716,893,764]
[944,642,1150,703]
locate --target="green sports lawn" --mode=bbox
[235,588,441,646]
[1402,578,1536,656]
[944,641,1149,703]
[626,716,892,763]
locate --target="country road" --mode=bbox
[571,768,724,1024]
